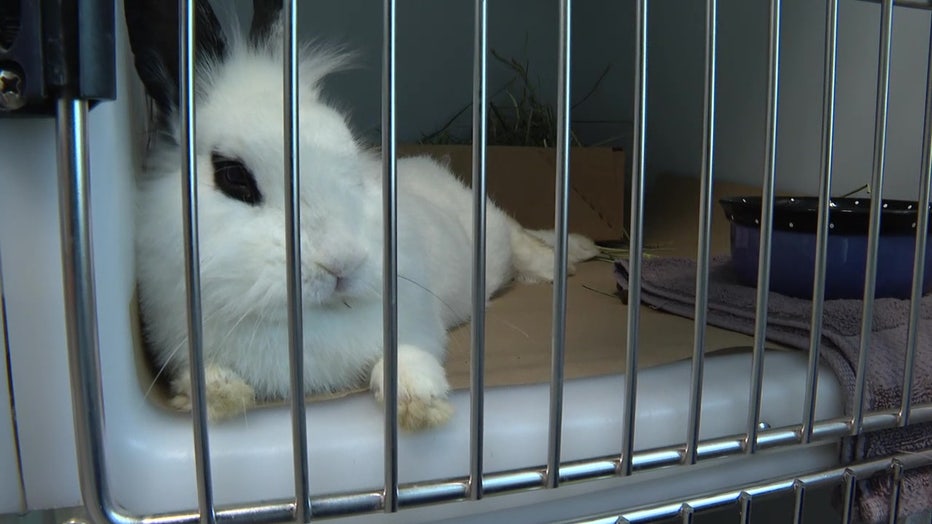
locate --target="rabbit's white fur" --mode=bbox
[135,34,598,430]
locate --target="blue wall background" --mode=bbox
[231,0,932,200]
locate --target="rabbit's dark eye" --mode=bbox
[211,153,262,205]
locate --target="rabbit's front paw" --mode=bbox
[370,344,453,431]
[170,365,256,421]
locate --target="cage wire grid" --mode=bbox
[35,0,932,522]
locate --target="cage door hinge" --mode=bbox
[0,0,116,117]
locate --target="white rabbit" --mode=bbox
[130,4,599,431]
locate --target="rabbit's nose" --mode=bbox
[317,263,348,292]
[316,254,365,280]
[316,262,344,278]
[316,257,364,293]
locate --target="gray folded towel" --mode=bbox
[613,256,932,523]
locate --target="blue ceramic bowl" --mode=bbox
[720,196,932,300]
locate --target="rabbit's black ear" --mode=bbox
[124,0,229,121]
[250,0,282,45]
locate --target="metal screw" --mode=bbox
[0,67,26,111]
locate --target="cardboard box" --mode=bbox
[397,144,627,242]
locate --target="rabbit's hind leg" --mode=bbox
[510,226,600,283]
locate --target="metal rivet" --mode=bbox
[883,203,888,209]
[0,67,27,112]
[758,421,771,430]
[789,222,794,228]
[830,223,835,229]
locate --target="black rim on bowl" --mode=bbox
[719,196,931,235]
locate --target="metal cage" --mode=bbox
[2,0,932,522]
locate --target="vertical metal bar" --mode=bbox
[381,0,399,512]
[282,1,310,521]
[469,0,489,502]
[685,0,717,466]
[746,0,781,454]
[888,460,904,524]
[841,469,857,524]
[853,0,894,434]
[179,1,215,521]
[802,0,839,444]
[680,504,694,524]
[621,0,648,478]
[56,97,115,524]
[0,259,22,513]
[738,492,752,524]
[792,480,806,524]
[901,14,932,427]
[547,0,572,490]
